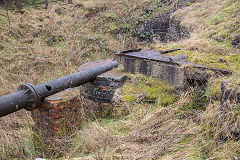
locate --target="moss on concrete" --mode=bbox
[120,74,179,106]
[161,50,240,73]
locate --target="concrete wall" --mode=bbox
[116,56,185,89]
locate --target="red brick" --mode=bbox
[31,89,82,141]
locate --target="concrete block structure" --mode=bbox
[115,49,189,90]
[115,49,231,91]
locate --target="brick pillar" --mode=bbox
[79,59,127,118]
[31,89,82,144]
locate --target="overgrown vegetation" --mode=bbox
[155,0,240,55]
[120,74,178,105]
[0,0,239,159]
[70,74,240,159]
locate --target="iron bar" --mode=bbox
[0,60,119,117]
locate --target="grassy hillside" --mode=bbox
[0,0,239,159]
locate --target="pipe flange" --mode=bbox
[18,83,40,111]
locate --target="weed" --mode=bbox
[180,92,207,111]
[26,138,38,157]
[24,0,45,5]
[186,2,192,6]
[47,35,64,46]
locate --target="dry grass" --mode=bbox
[0,111,34,159]
[0,0,160,158]
[71,87,240,159]
[198,102,240,159]
[70,73,240,159]
[71,107,196,159]
[0,0,239,159]
[70,91,199,159]
[154,0,240,55]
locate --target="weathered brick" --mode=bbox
[31,88,82,142]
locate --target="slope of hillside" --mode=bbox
[0,0,168,158]
[0,0,239,159]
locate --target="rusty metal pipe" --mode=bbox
[0,60,119,117]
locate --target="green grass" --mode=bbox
[207,2,240,43]
[23,0,45,5]
[181,92,207,111]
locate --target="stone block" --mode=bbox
[79,59,127,118]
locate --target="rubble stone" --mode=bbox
[232,35,240,49]
[221,81,240,108]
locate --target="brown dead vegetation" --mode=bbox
[0,0,239,159]
[72,88,240,159]
[72,106,196,159]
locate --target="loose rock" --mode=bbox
[232,35,240,48]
